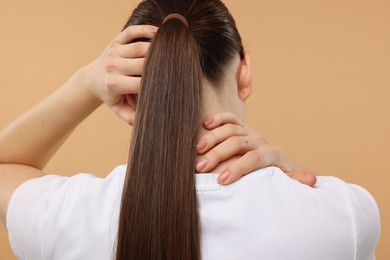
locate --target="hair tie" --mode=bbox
[162,13,189,28]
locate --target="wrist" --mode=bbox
[73,65,104,108]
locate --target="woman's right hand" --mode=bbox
[82,25,158,125]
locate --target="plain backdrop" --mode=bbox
[0,0,389,259]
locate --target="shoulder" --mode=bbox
[226,167,380,248]
[6,164,127,259]
[311,175,381,259]
[341,182,381,259]
[0,164,44,226]
[203,168,380,259]
[8,164,127,218]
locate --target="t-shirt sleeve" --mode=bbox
[346,183,381,260]
[6,175,70,259]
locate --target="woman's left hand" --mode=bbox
[196,112,316,186]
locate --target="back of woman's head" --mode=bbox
[116,1,244,259]
[126,0,244,86]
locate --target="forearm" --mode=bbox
[0,67,102,169]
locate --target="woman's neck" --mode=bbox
[196,81,245,174]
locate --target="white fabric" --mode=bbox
[6,166,380,260]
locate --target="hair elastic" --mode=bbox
[162,13,189,28]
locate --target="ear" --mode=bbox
[237,50,253,101]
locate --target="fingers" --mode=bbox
[87,25,155,123]
[196,135,260,173]
[197,113,318,187]
[114,42,150,59]
[116,25,158,45]
[103,26,152,100]
[105,57,145,76]
[106,75,141,95]
[203,112,243,130]
[218,154,317,187]
[112,105,136,125]
[216,148,276,185]
[286,171,317,187]
[111,95,137,125]
[197,123,251,154]
[125,94,137,111]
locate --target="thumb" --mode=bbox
[286,171,317,187]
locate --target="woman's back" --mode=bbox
[7,166,380,260]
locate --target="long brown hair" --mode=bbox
[116,1,244,259]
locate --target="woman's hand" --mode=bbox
[0,26,158,171]
[196,113,316,186]
[0,26,160,225]
[82,25,158,125]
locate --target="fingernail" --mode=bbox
[204,117,214,126]
[218,170,231,185]
[196,158,208,172]
[196,140,207,151]
[151,27,159,34]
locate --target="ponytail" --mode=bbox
[116,17,202,260]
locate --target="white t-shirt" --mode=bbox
[6,166,380,260]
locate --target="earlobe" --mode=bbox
[237,50,253,101]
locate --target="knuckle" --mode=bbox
[247,150,263,164]
[104,76,117,91]
[208,131,218,143]
[117,27,132,44]
[269,146,279,157]
[253,134,267,145]
[133,42,146,56]
[207,149,221,162]
[229,114,240,125]
[230,136,243,147]
[104,56,117,73]
[125,27,133,39]
[225,123,238,133]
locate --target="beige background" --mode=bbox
[0,0,389,258]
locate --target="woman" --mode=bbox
[0,0,379,260]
